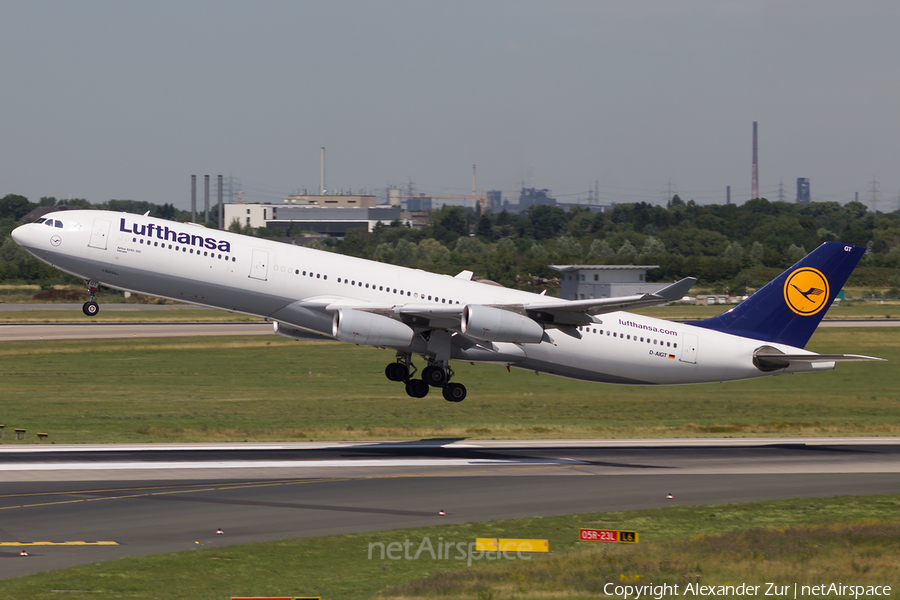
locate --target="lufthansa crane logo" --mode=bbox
[784,267,830,316]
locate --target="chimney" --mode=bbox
[752,122,759,200]
[320,147,326,195]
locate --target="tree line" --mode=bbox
[2,193,899,295]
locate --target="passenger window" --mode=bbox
[317,274,320,278]
[323,275,327,280]
[366,284,369,288]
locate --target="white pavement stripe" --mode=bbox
[0,458,587,471]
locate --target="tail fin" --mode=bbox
[691,241,865,348]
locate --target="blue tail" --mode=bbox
[691,241,865,348]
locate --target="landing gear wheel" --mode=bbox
[82,301,99,317]
[422,365,447,387]
[442,382,467,403]
[405,379,429,398]
[385,362,409,382]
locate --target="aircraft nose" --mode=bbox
[11,225,28,247]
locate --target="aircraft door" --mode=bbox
[88,219,111,250]
[680,333,698,364]
[249,249,269,281]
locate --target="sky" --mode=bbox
[2,1,899,211]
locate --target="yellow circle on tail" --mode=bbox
[783,268,830,316]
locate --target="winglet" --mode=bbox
[651,277,696,302]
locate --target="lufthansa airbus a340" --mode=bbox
[12,210,882,401]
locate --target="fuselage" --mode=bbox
[12,210,825,385]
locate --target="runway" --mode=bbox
[1,318,897,342]
[1,438,898,579]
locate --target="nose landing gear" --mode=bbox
[82,280,100,316]
[385,354,467,402]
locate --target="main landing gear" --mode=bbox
[385,354,467,402]
[82,280,100,317]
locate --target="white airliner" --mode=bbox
[12,210,882,401]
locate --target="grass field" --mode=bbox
[3,495,898,599]
[0,327,897,443]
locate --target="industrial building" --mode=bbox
[549,265,662,300]
[224,201,409,236]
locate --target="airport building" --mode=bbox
[549,265,661,300]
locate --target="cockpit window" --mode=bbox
[45,220,54,227]
[54,220,63,228]
[34,218,46,224]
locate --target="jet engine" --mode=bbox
[332,308,415,347]
[461,305,544,344]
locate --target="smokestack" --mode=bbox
[320,147,326,195]
[727,185,731,205]
[218,175,223,229]
[191,175,196,222]
[204,175,210,223]
[752,121,758,200]
[472,164,477,209]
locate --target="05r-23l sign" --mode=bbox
[579,529,639,543]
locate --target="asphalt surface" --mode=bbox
[1,318,898,343]
[1,438,898,579]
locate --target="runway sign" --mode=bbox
[579,528,639,543]
[475,538,549,552]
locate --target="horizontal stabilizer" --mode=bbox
[753,349,884,371]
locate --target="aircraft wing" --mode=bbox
[277,278,696,334]
[521,277,697,326]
